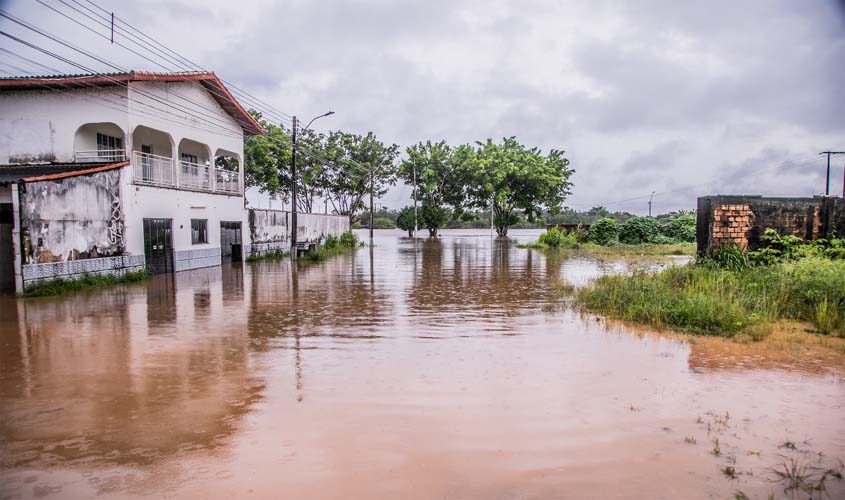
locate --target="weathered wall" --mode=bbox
[696,195,844,256]
[20,169,125,264]
[247,209,350,256]
[22,255,145,289]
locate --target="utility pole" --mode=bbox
[490,194,494,237]
[412,161,418,236]
[369,168,374,244]
[648,191,655,217]
[820,151,845,196]
[291,116,298,255]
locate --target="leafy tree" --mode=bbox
[399,141,466,236]
[619,216,661,244]
[458,137,573,236]
[322,131,399,224]
[587,218,620,245]
[293,128,329,213]
[396,206,417,237]
[243,110,291,200]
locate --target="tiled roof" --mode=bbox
[0,161,128,184]
[0,71,265,136]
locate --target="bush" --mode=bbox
[536,227,580,248]
[396,207,416,237]
[22,270,148,297]
[587,218,619,245]
[618,216,661,245]
[662,212,696,242]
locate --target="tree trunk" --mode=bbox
[428,227,438,237]
[496,225,508,237]
[407,230,414,238]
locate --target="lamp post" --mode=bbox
[291,111,334,255]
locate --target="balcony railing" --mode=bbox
[133,151,175,187]
[129,151,241,195]
[74,149,126,162]
[179,160,212,191]
[215,167,240,194]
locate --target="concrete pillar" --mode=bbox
[11,183,23,293]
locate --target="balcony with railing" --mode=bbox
[133,151,175,187]
[179,159,212,191]
[215,167,240,194]
[74,149,126,162]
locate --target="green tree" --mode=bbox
[396,206,417,237]
[322,131,399,224]
[458,137,573,236]
[243,110,291,201]
[661,211,697,242]
[399,140,467,237]
[587,218,620,245]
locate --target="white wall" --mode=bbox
[0,87,129,164]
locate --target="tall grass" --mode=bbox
[575,257,845,338]
[22,270,148,298]
[300,231,360,263]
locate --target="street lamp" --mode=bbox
[291,111,334,255]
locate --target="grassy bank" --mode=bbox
[22,270,148,298]
[300,231,361,263]
[574,257,845,339]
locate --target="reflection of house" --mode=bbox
[0,72,347,293]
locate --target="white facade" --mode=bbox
[0,74,253,287]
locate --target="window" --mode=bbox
[181,153,198,174]
[96,133,123,160]
[191,219,208,244]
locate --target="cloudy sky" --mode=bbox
[2,0,844,214]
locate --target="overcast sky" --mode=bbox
[3,0,844,214]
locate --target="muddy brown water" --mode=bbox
[1,229,843,499]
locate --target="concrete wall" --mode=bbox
[247,209,350,256]
[22,255,145,289]
[0,87,129,164]
[19,168,125,264]
[696,195,845,255]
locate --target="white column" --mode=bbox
[11,183,23,293]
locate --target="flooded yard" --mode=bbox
[1,229,843,499]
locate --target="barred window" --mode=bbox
[191,219,208,244]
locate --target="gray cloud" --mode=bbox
[3,0,843,213]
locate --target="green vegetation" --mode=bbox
[574,232,845,339]
[300,231,360,263]
[618,216,662,244]
[245,248,290,262]
[371,216,396,229]
[586,217,619,245]
[396,206,416,237]
[22,270,148,298]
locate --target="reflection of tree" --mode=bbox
[0,274,261,469]
[405,237,564,321]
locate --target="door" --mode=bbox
[143,218,174,274]
[0,203,13,291]
[141,144,153,180]
[220,221,242,263]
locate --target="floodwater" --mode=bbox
[1,229,843,500]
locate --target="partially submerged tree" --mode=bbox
[459,137,574,236]
[399,141,465,237]
[396,206,416,237]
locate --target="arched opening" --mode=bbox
[132,126,175,186]
[214,148,240,194]
[73,122,126,162]
[177,138,211,191]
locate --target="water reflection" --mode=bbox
[0,230,843,500]
[0,268,261,472]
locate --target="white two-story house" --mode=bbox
[0,71,266,292]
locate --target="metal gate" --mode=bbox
[220,221,242,263]
[143,218,174,274]
[0,203,13,290]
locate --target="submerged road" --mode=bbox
[1,229,843,499]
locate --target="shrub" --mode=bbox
[662,212,696,242]
[618,216,661,245]
[535,227,580,248]
[396,207,416,237]
[372,216,396,229]
[587,218,619,245]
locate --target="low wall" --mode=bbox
[247,209,349,257]
[22,254,144,289]
[175,247,222,272]
[696,195,845,256]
